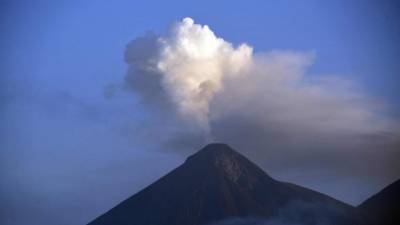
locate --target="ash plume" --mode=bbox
[121,17,400,192]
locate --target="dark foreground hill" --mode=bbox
[87,143,366,225]
[358,179,400,225]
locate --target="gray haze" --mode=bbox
[207,200,353,225]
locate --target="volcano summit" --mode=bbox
[87,144,367,225]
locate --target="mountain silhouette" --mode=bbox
[358,179,400,225]
[87,143,366,225]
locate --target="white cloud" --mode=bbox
[157,17,252,131]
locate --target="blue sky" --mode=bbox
[1,1,399,225]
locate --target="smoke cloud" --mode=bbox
[122,17,400,201]
[125,18,252,133]
[158,18,252,131]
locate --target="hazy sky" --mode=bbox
[1,1,400,225]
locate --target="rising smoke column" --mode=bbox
[123,18,400,190]
[156,18,252,132]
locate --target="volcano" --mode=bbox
[87,143,366,225]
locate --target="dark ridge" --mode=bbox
[358,179,400,225]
